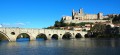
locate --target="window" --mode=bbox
[76,17,78,19]
[64,18,66,20]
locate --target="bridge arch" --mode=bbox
[16,33,31,41]
[36,33,47,40]
[62,32,72,39]
[0,31,10,41]
[51,34,58,40]
[75,33,82,38]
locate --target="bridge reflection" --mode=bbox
[3,38,120,49]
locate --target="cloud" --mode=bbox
[15,23,26,26]
[1,23,25,27]
[2,23,11,27]
[1,22,30,28]
[14,22,27,27]
[0,25,2,27]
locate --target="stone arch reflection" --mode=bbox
[16,33,30,41]
[75,33,82,38]
[36,33,47,40]
[62,32,72,39]
[51,34,58,40]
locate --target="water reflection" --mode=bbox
[7,42,18,48]
[0,38,120,55]
[90,38,120,48]
[16,38,30,42]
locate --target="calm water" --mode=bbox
[0,38,120,55]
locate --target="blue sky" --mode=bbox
[0,0,120,28]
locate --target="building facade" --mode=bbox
[62,8,109,24]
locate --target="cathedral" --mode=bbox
[62,8,109,23]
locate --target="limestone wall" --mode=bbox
[64,20,108,23]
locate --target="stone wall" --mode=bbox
[0,27,87,41]
[64,20,108,23]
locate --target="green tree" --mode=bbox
[61,23,67,27]
[70,23,76,26]
[90,23,106,32]
[112,14,120,24]
[54,20,61,27]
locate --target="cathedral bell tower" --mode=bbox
[79,8,83,14]
[72,9,75,19]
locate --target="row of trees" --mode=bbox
[54,19,93,27]
[85,23,120,38]
[54,20,67,27]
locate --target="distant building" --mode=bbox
[107,14,119,18]
[62,8,110,24]
[60,8,119,31]
[72,26,82,31]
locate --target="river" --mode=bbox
[0,38,120,55]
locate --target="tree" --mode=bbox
[105,25,111,34]
[112,14,120,24]
[54,20,61,27]
[61,23,67,27]
[70,23,76,26]
[90,23,106,32]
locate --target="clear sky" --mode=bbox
[0,0,120,28]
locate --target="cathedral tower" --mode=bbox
[79,8,83,14]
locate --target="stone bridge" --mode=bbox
[0,27,87,42]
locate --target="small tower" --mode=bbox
[79,8,83,14]
[98,12,103,19]
[72,9,75,19]
[72,9,75,16]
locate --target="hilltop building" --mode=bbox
[53,8,118,31]
[62,8,110,23]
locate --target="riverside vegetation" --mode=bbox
[85,14,120,38]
